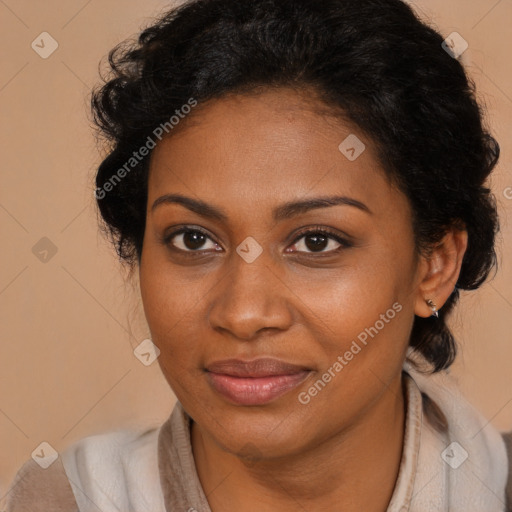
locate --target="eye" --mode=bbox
[286,227,352,254]
[163,227,221,253]
[162,225,352,255]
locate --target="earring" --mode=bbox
[425,299,439,318]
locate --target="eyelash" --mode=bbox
[162,225,352,256]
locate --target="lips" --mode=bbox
[205,357,310,377]
[205,358,312,405]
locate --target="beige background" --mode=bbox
[1,0,511,500]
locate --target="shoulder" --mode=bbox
[63,425,160,471]
[502,431,512,511]
[61,426,164,510]
[5,457,78,512]
[5,427,163,512]
[403,360,509,508]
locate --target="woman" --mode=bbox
[6,0,512,510]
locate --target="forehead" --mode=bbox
[147,88,400,219]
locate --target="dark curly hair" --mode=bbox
[91,0,500,372]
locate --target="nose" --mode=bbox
[207,249,294,341]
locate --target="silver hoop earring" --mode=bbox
[425,299,439,318]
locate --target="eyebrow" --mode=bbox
[151,193,372,221]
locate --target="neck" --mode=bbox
[191,374,406,512]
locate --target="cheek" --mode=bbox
[139,248,186,351]
[291,285,410,437]
[139,261,205,402]
[139,246,217,377]
[289,245,411,337]
[289,245,414,394]
[140,242,200,329]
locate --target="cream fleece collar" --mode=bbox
[61,357,509,511]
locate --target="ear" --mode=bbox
[414,228,468,318]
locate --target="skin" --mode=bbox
[139,87,468,512]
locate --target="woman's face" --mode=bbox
[140,88,423,459]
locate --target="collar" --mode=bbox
[158,366,507,511]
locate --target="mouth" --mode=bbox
[205,358,312,406]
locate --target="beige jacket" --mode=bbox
[5,368,512,511]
